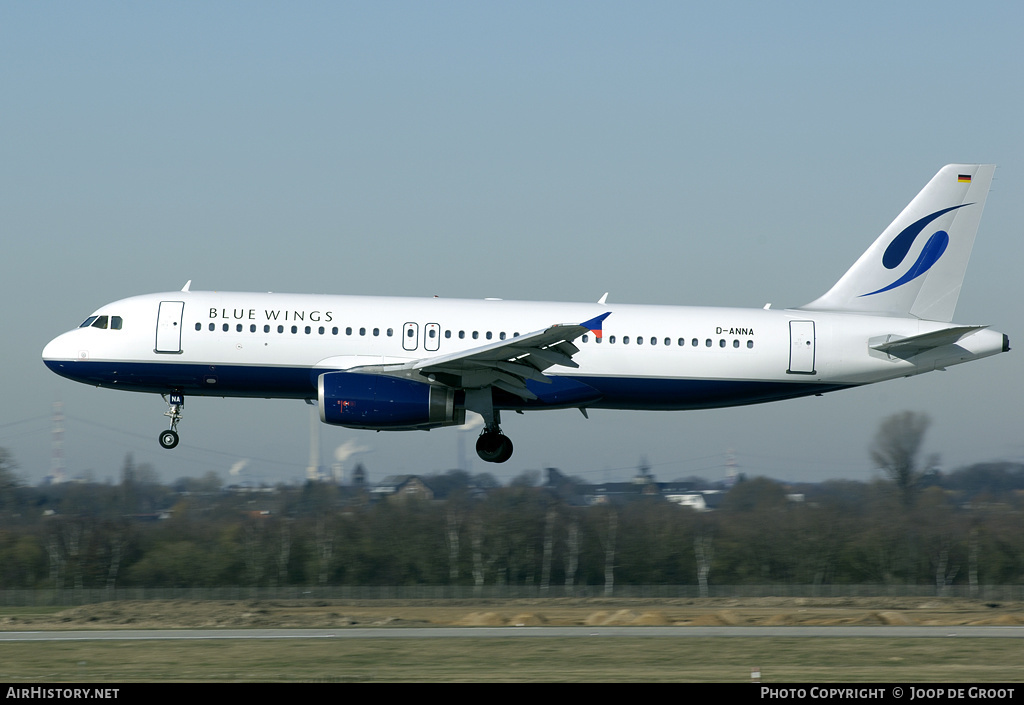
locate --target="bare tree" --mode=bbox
[564,512,580,593]
[445,505,463,583]
[470,515,486,595]
[540,506,556,594]
[0,448,19,510]
[694,528,714,598]
[313,516,333,586]
[870,411,931,506]
[601,507,618,597]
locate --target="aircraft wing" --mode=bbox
[870,325,987,359]
[412,312,611,399]
[349,312,610,400]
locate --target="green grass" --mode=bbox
[0,638,1021,682]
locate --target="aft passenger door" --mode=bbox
[788,320,816,374]
[155,301,185,354]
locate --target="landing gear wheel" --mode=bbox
[159,429,179,449]
[476,431,513,463]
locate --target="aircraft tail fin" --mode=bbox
[799,164,995,322]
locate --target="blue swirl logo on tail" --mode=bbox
[861,204,970,297]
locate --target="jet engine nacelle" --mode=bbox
[317,371,465,430]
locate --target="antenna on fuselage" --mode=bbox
[181,280,192,292]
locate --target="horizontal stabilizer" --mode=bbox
[871,326,986,358]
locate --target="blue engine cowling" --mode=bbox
[318,372,465,430]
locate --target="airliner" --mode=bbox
[42,164,1009,463]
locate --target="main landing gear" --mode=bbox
[476,429,513,464]
[159,392,184,449]
[466,388,514,463]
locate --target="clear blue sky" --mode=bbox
[3,1,1022,486]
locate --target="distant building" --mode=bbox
[664,491,724,512]
[545,467,725,509]
[372,475,435,501]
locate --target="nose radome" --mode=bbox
[42,331,76,362]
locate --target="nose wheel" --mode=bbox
[159,429,179,449]
[160,392,184,450]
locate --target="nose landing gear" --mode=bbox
[159,392,184,449]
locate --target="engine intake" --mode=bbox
[318,372,464,430]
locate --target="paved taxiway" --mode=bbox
[2,627,1022,641]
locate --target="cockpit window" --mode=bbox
[78,315,122,330]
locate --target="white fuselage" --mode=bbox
[42,290,1008,411]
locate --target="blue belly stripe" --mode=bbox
[44,359,851,409]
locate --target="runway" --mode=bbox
[1,626,1022,641]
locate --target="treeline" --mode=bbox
[0,453,1022,592]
